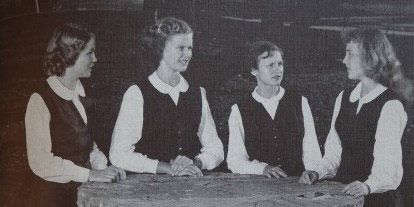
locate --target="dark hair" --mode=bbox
[44,23,95,76]
[140,17,193,71]
[244,41,283,72]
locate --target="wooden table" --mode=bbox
[77,173,364,207]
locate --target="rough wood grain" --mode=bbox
[77,173,363,207]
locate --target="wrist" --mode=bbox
[363,182,371,195]
[193,157,202,170]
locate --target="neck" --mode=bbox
[156,63,180,87]
[57,74,77,91]
[360,77,379,97]
[256,83,280,99]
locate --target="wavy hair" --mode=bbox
[341,27,413,103]
[140,17,193,73]
[44,23,95,76]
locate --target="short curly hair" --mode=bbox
[44,23,95,76]
[140,17,193,72]
[244,41,283,72]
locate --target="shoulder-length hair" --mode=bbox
[44,23,95,76]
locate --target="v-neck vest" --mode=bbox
[134,79,202,162]
[238,89,305,176]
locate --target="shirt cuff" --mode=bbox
[71,166,91,183]
[364,178,380,194]
[196,154,213,170]
[147,159,160,174]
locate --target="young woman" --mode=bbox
[299,28,407,207]
[110,17,224,177]
[226,41,322,178]
[25,23,125,207]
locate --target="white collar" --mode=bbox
[47,76,85,101]
[252,86,285,103]
[148,71,189,94]
[350,82,387,103]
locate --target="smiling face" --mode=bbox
[160,33,193,73]
[342,41,368,80]
[252,50,284,87]
[72,38,97,78]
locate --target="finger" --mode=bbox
[269,170,280,178]
[174,155,185,165]
[120,169,126,180]
[264,171,272,178]
[273,167,287,178]
[300,173,310,184]
[189,165,203,177]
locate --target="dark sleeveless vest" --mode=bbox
[134,79,202,163]
[238,89,305,176]
[27,81,94,207]
[334,88,403,207]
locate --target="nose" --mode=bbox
[342,54,347,65]
[183,48,192,57]
[92,53,98,63]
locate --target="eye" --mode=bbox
[278,61,283,66]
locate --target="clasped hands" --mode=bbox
[169,155,203,177]
[299,171,370,197]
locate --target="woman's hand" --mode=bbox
[342,181,370,197]
[263,165,287,178]
[176,164,203,177]
[170,155,193,176]
[299,170,319,184]
[88,165,126,183]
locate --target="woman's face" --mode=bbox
[72,38,97,78]
[160,33,193,73]
[252,50,284,87]
[342,41,368,80]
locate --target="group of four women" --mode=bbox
[25,17,407,207]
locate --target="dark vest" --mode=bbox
[27,81,95,207]
[238,89,305,176]
[334,88,403,207]
[134,79,202,163]
[334,88,399,183]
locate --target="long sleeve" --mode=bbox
[315,91,344,180]
[89,142,108,170]
[25,93,90,183]
[109,85,159,174]
[226,104,268,175]
[195,87,224,170]
[301,97,323,171]
[364,100,406,193]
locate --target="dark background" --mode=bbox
[1,0,413,206]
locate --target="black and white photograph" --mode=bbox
[0,0,413,206]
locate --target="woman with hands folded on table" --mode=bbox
[299,28,407,207]
[109,17,224,177]
[226,41,322,178]
[25,23,125,207]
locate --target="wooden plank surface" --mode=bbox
[77,173,364,207]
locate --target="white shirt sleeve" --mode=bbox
[316,91,344,180]
[109,85,159,174]
[195,87,224,170]
[301,97,323,171]
[364,100,406,193]
[226,104,268,175]
[89,142,108,170]
[25,93,90,183]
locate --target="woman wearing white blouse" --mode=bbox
[227,41,322,178]
[299,28,407,207]
[25,23,125,207]
[110,17,224,177]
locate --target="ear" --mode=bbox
[251,68,258,76]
